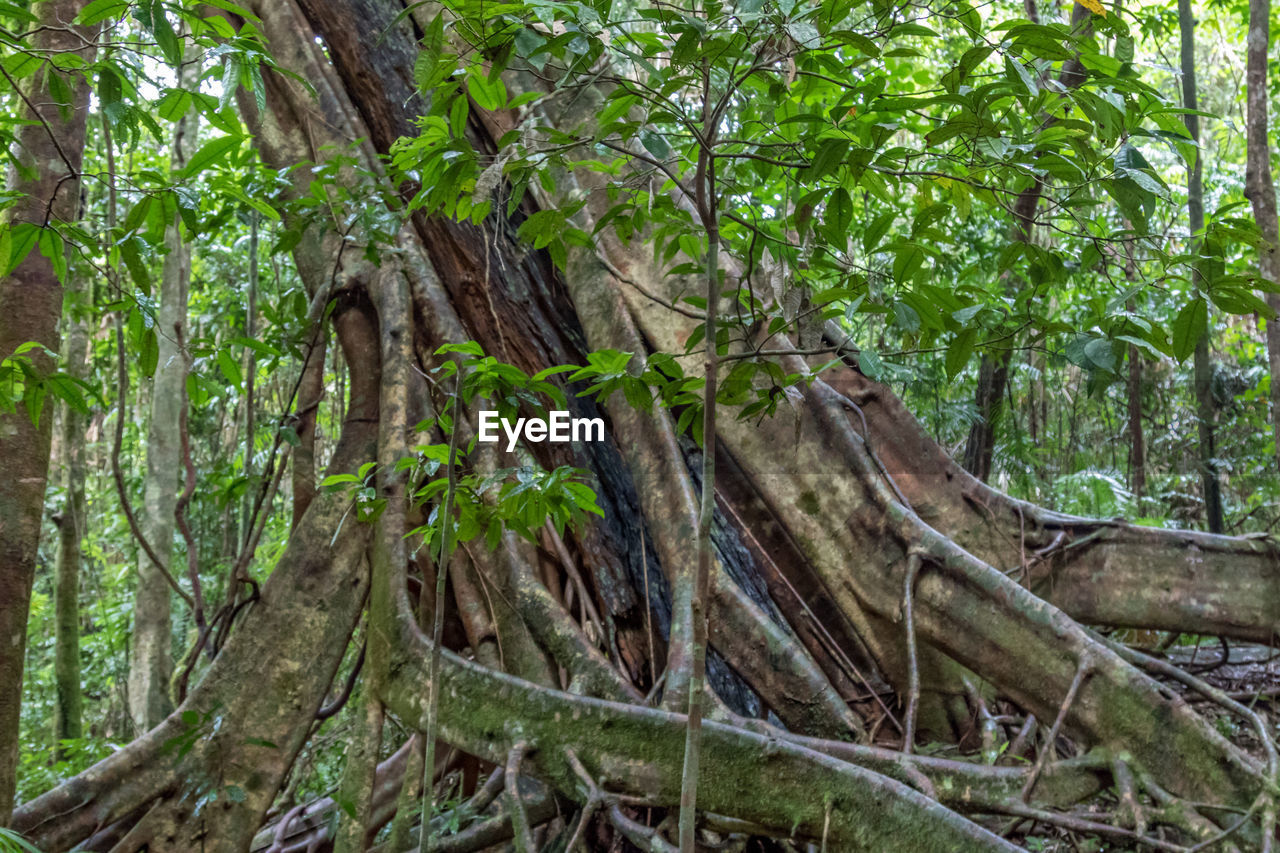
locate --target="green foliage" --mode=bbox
[0,828,42,853]
[5,0,1280,826]
[404,344,605,557]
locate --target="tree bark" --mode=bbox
[1243,0,1280,476]
[1127,346,1146,504]
[1178,0,1225,533]
[0,0,97,824]
[127,51,198,733]
[291,326,326,529]
[53,267,90,756]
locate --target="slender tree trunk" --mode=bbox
[292,326,326,528]
[127,54,198,732]
[0,0,97,824]
[1243,0,1280,475]
[678,98,720,849]
[1178,0,1225,533]
[1125,244,1147,506]
[1127,344,1146,505]
[53,269,90,756]
[240,212,259,546]
[962,354,1011,482]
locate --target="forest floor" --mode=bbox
[1168,642,1279,754]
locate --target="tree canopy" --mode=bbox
[1,0,1279,849]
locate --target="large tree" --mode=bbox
[0,0,97,826]
[7,0,1280,850]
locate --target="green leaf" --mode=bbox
[182,136,242,178]
[639,129,671,161]
[824,188,852,241]
[76,0,128,25]
[3,224,38,275]
[216,349,243,389]
[139,329,159,378]
[945,328,977,379]
[37,228,66,283]
[1115,35,1134,64]
[157,88,194,122]
[857,348,885,381]
[808,138,849,180]
[218,58,242,112]
[863,211,895,254]
[0,827,45,853]
[449,93,469,137]
[1170,298,1207,362]
[466,70,507,111]
[152,7,182,66]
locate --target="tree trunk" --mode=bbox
[127,55,198,732]
[10,1,1280,850]
[291,326,326,529]
[1243,0,1280,475]
[0,0,97,824]
[53,268,90,755]
[1127,343,1147,505]
[239,212,258,547]
[1125,253,1146,505]
[1178,0,1226,533]
[962,353,1010,483]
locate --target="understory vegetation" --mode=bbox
[1,0,1279,849]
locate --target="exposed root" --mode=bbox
[1021,659,1092,801]
[504,742,537,853]
[610,804,679,853]
[902,551,924,754]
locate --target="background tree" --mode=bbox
[0,0,97,825]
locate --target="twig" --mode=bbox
[1186,795,1264,852]
[610,805,679,853]
[1005,714,1037,762]
[544,520,607,650]
[995,800,1190,852]
[597,253,705,321]
[1021,659,1091,801]
[109,315,193,608]
[0,60,80,226]
[466,766,506,817]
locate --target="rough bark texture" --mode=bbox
[0,0,96,824]
[53,270,89,753]
[1243,0,1280,475]
[962,353,1010,483]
